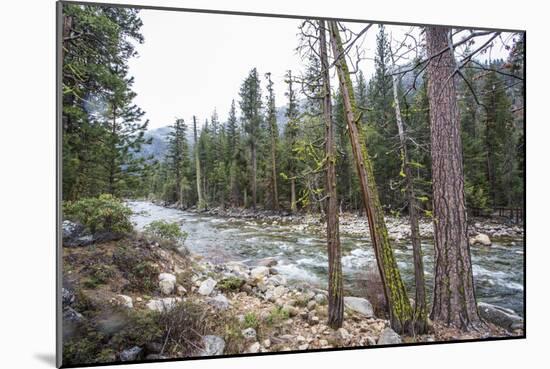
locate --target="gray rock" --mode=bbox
[62,221,94,247]
[63,307,84,322]
[257,257,278,267]
[62,288,75,306]
[146,297,181,312]
[198,278,217,296]
[307,300,317,311]
[116,294,133,308]
[314,293,328,305]
[158,273,177,295]
[478,302,523,331]
[470,233,492,246]
[377,328,402,345]
[267,274,287,287]
[241,327,257,342]
[344,296,374,317]
[209,294,230,310]
[250,266,270,280]
[119,346,143,361]
[200,335,225,356]
[245,342,261,353]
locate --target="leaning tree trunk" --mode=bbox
[390,65,428,334]
[320,20,344,329]
[425,26,481,329]
[328,21,413,333]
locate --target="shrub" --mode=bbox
[63,194,133,234]
[243,312,259,329]
[265,306,289,326]
[82,264,116,289]
[112,245,158,293]
[144,220,187,246]
[218,276,245,292]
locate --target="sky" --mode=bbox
[127,9,517,130]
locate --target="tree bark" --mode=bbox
[251,142,257,209]
[290,178,296,213]
[328,21,413,333]
[425,26,481,329]
[270,124,279,210]
[194,116,205,210]
[390,57,428,333]
[320,20,344,329]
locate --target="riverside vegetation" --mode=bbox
[60,3,525,366]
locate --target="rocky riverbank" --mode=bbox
[178,204,524,245]
[62,220,523,365]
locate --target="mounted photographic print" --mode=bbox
[57,1,526,367]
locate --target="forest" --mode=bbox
[60,3,525,365]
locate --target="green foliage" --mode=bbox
[265,306,289,326]
[243,312,259,329]
[63,194,133,234]
[218,276,246,292]
[82,264,116,289]
[144,220,187,244]
[112,244,158,293]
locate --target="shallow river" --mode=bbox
[128,201,524,316]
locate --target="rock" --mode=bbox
[298,343,309,350]
[470,233,492,246]
[267,275,287,287]
[335,328,350,342]
[307,300,317,311]
[62,221,94,247]
[116,294,133,308]
[478,302,523,331]
[319,339,329,346]
[282,305,298,317]
[245,342,261,353]
[241,327,257,342]
[314,294,328,305]
[250,266,270,280]
[198,278,217,296]
[146,297,181,312]
[262,338,271,348]
[377,328,402,345]
[145,354,166,360]
[366,336,376,346]
[208,294,230,310]
[63,307,84,322]
[273,285,286,299]
[177,285,187,296]
[344,296,374,317]
[257,257,278,267]
[200,335,225,356]
[119,346,143,361]
[307,313,319,325]
[158,273,176,294]
[62,287,75,306]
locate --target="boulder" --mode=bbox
[62,221,94,247]
[250,266,270,280]
[198,278,217,296]
[241,327,257,342]
[257,257,278,267]
[158,273,177,295]
[63,307,84,323]
[314,293,328,305]
[344,296,374,317]
[200,335,225,356]
[478,302,523,331]
[267,275,287,287]
[208,294,230,310]
[116,294,133,308]
[62,287,75,306]
[146,297,181,312]
[119,346,143,361]
[307,300,317,311]
[470,233,492,246]
[377,327,402,345]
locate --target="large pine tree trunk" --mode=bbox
[390,69,428,333]
[328,21,413,333]
[290,178,296,213]
[270,129,280,210]
[251,142,257,209]
[194,116,205,210]
[320,20,344,328]
[425,26,481,329]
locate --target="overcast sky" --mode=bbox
[127,9,516,130]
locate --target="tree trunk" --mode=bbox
[251,142,257,209]
[425,26,481,329]
[328,21,413,333]
[390,60,428,333]
[194,116,205,210]
[320,20,344,329]
[290,178,296,213]
[270,127,280,210]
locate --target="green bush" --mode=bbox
[265,306,289,326]
[82,264,116,289]
[218,276,245,292]
[63,194,133,234]
[112,245,158,293]
[144,220,187,245]
[243,312,259,329]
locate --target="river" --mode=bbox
[128,201,524,316]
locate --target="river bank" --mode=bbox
[62,222,523,365]
[171,203,524,244]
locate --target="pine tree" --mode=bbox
[284,70,300,212]
[166,118,190,206]
[265,72,280,210]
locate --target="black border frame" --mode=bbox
[56,1,527,368]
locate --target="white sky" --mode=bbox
[127,9,517,129]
